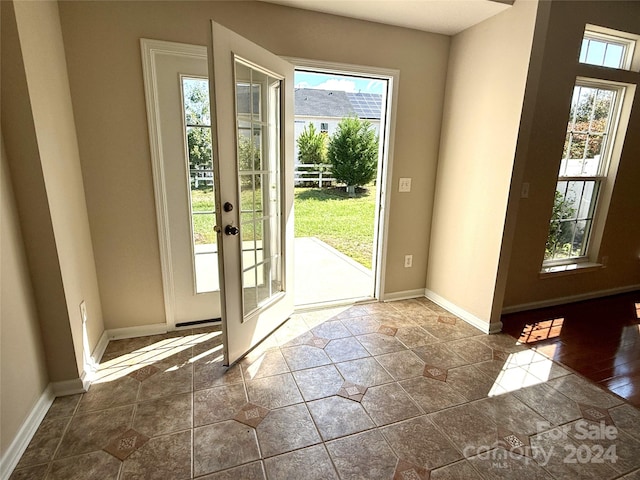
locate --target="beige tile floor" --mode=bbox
[10,299,640,479]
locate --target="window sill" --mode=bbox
[539,262,604,278]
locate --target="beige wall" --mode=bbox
[57,0,450,328]
[0,135,50,456]
[503,0,640,308]
[426,0,538,326]
[1,0,104,381]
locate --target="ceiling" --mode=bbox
[260,0,513,36]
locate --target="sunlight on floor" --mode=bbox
[92,330,222,384]
[518,317,564,344]
[244,354,266,380]
[487,318,565,396]
[488,349,556,396]
[91,303,566,408]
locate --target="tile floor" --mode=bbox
[11,298,640,479]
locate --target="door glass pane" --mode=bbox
[234,59,283,318]
[182,77,219,294]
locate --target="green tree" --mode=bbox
[238,135,261,188]
[297,123,327,165]
[327,117,379,196]
[545,190,577,259]
[187,127,212,169]
[564,88,613,160]
[183,79,212,170]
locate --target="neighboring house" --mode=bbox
[294,88,382,163]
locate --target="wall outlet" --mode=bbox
[80,300,87,324]
[404,254,413,268]
[399,178,412,193]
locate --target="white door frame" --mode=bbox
[141,43,400,329]
[141,39,209,329]
[284,57,400,303]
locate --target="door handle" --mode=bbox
[225,225,240,236]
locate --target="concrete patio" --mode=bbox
[194,236,373,307]
[294,236,373,307]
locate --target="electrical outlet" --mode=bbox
[80,301,87,324]
[399,178,412,193]
[404,255,413,268]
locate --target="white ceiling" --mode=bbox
[260,0,512,36]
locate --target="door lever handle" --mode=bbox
[225,225,240,236]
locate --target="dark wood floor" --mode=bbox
[502,290,640,407]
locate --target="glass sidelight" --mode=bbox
[181,77,219,294]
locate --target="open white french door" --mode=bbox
[208,22,295,365]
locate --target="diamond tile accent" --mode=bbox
[585,408,605,419]
[234,403,269,428]
[422,364,447,382]
[245,408,261,420]
[346,386,360,395]
[393,459,429,480]
[437,316,457,325]
[337,381,368,402]
[578,403,614,425]
[103,428,149,461]
[306,336,330,349]
[378,325,398,337]
[503,434,525,448]
[128,365,159,382]
[497,427,530,456]
[492,349,510,362]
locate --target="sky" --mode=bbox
[295,71,386,95]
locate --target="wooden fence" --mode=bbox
[294,164,336,188]
[190,165,337,189]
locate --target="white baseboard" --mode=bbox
[91,330,110,364]
[381,289,427,302]
[0,385,54,480]
[424,289,502,334]
[502,284,640,314]
[106,323,167,341]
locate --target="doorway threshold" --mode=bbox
[294,296,376,314]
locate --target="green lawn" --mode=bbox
[294,186,376,269]
[190,185,376,269]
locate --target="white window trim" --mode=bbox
[583,24,640,72]
[542,78,635,273]
[543,79,625,267]
[542,26,639,275]
[543,78,636,271]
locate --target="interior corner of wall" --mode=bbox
[51,376,88,397]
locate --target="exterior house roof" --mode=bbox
[294,88,382,120]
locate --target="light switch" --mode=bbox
[399,178,412,192]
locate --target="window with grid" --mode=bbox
[544,82,622,263]
[543,27,636,266]
[320,122,329,133]
[579,31,634,69]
